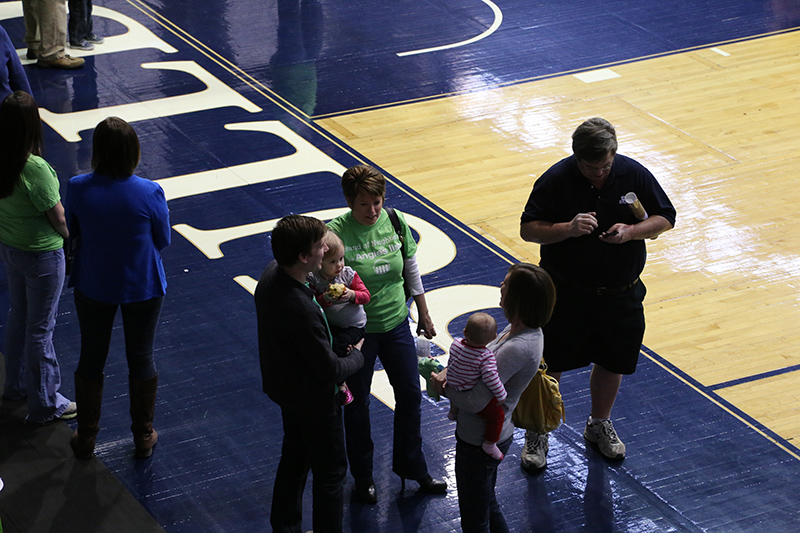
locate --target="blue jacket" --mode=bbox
[0,25,32,101]
[65,172,170,303]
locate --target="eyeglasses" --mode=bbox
[579,160,613,172]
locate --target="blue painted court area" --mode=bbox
[156,0,800,116]
[1,0,800,531]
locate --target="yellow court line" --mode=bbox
[123,0,516,267]
[125,0,305,118]
[643,351,800,461]
[122,3,800,461]
[123,0,390,167]
[313,26,800,120]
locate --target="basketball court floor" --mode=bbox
[2,0,800,531]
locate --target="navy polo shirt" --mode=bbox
[521,154,676,288]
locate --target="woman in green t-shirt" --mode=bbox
[0,91,75,423]
[327,164,445,503]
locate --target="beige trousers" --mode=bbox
[22,0,67,60]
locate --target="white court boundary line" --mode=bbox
[397,0,502,57]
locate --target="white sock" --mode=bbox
[588,415,609,425]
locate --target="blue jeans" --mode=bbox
[73,289,163,381]
[343,319,428,480]
[455,434,513,533]
[1,243,70,422]
[67,0,93,43]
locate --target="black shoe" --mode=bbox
[353,478,377,504]
[402,474,447,494]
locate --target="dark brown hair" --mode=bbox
[502,263,556,328]
[92,117,141,178]
[271,215,327,267]
[0,91,43,199]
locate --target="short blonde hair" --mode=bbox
[322,230,344,258]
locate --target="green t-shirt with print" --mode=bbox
[328,209,417,333]
[0,155,63,252]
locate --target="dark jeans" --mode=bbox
[331,325,365,388]
[74,289,163,381]
[343,319,427,480]
[67,0,93,43]
[455,434,513,533]
[330,325,365,359]
[271,408,346,533]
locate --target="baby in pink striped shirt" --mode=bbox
[446,312,507,460]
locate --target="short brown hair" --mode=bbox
[271,215,327,267]
[502,263,556,328]
[92,117,141,179]
[341,164,386,204]
[572,117,617,162]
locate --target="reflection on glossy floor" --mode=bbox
[319,28,800,445]
[1,0,800,531]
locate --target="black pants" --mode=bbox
[271,408,347,533]
[330,325,365,358]
[74,289,163,381]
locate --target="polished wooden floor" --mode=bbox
[318,28,800,451]
[3,0,800,531]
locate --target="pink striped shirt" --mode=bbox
[447,338,507,403]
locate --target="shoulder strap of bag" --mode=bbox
[385,207,406,258]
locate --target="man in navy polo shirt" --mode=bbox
[519,117,676,470]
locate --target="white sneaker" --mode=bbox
[521,430,548,472]
[57,401,78,420]
[584,418,626,459]
[24,401,78,424]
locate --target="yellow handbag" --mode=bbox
[512,360,565,434]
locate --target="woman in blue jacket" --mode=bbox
[65,117,170,459]
[0,25,32,101]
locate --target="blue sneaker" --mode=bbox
[69,39,95,51]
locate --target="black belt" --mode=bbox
[570,278,639,296]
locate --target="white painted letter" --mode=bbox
[39,62,261,142]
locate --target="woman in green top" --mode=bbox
[327,164,445,503]
[0,91,75,423]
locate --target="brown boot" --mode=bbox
[70,372,104,460]
[129,374,159,458]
